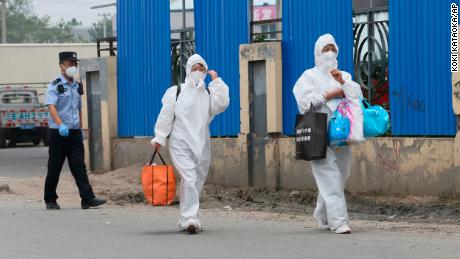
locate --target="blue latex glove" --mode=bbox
[58,124,69,137]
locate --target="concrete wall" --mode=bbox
[349,138,459,197]
[111,136,460,198]
[111,136,250,188]
[278,137,460,198]
[0,44,109,85]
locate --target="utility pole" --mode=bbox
[103,15,107,38]
[0,0,6,43]
[91,3,116,38]
[98,13,110,38]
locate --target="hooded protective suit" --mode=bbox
[152,54,230,230]
[292,34,362,233]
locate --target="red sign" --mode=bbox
[253,5,277,21]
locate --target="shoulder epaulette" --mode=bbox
[51,77,61,85]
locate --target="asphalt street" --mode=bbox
[0,201,459,259]
[0,145,69,178]
[1,148,459,259]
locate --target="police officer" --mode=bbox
[44,51,107,210]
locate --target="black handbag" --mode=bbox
[295,105,328,161]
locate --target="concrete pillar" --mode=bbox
[79,56,118,172]
[240,42,283,135]
[239,42,283,189]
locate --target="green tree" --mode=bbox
[88,16,113,42]
[5,0,84,43]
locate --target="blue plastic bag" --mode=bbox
[360,98,390,137]
[328,107,351,146]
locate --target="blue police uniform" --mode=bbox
[43,51,106,209]
[45,74,82,129]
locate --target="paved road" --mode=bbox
[0,201,459,259]
[1,148,459,259]
[0,146,69,178]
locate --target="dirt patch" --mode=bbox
[0,183,10,193]
[89,163,146,206]
[347,194,460,221]
[2,164,459,224]
[89,165,460,224]
[199,185,460,224]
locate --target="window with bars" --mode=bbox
[170,0,195,86]
[353,0,389,108]
[353,0,390,134]
[250,0,282,43]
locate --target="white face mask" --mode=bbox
[323,51,337,60]
[63,65,77,78]
[316,50,338,72]
[189,71,206,85]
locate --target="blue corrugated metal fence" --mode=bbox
[117,0,171,137]
[389,0,458,136]
[116,0,457,137]
[194,0,249,136]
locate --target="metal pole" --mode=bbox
[182,0,186,28]
[367,10,374,103]
[1,0,6,44]
[90,3,116,9]
[250,0,254,42]
[103,14,107,38]
[179,0,186,82]
[276,0,282,40]
[99,13,108,38]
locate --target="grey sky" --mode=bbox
[32,0,116,27]
[31,0,276,27]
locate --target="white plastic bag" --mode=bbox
[343,84,364,143]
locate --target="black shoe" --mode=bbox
[187,224,197,234]
[46,202,60,210]
[81,197,107,209]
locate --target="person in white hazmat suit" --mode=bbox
[151,54,230,234]
[293,34,363,234]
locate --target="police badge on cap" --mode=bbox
[59,51,79,62]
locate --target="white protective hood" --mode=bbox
[314,33,339,73]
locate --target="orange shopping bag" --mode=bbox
[141,151,176,206]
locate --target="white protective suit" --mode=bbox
[151,54,230,230]
[292,34,363,232]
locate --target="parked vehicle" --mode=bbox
[0,87,49,148]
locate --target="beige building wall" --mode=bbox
[0,44,107,85]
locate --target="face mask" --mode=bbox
[322,51,337,60]
[189,71,206,85]
[316,50,338,72]
[63,65,77,78]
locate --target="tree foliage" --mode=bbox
[4,0,85,43]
